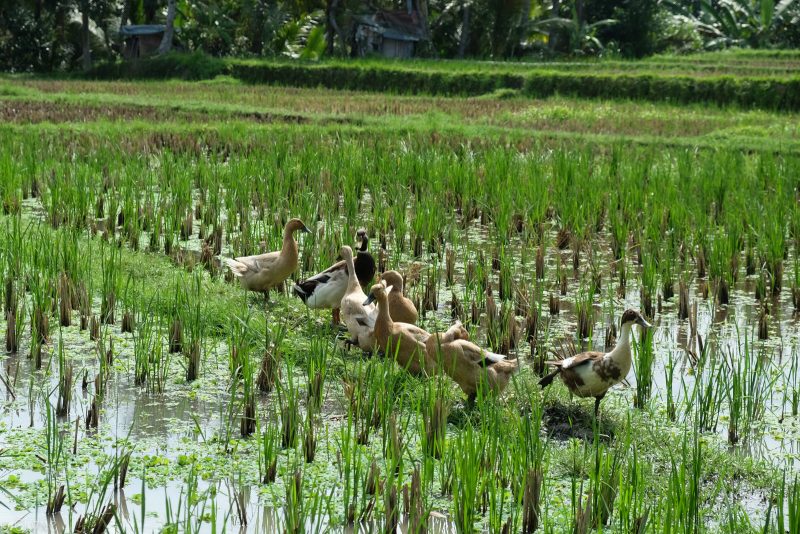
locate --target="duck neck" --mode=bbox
[281,227,298,257]
[609,323,633,361]
[359,236,368,252]
[375,293,392,330]
[345,253,360,292]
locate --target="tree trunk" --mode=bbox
[549,0,560,51]
[81,0,91,71]
[326,0,346,55]
[457,4,470,59]
[416,0,429,39]
[120,0,131,27]
[158,0,177,54]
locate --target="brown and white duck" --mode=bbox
[539,309,651,415]
[226,218,310,300]
[378,270,418,325]
[293,229,376,323]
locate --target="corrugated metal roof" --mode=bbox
[120,25,166,37]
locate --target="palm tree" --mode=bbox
[158,0,177,54]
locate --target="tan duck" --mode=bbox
[426,324,519,402]
[226,218,310,300]
[539,309,651,415]
[379,270,418,325]
[340,246,379,351]
[364,283,433,375]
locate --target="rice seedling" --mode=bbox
[722,332,777,446]
[633,327,655,409]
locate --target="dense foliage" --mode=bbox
[1,0,799,71]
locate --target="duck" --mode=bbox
[226,218,310,302]
[364,283,433,375]
[378,270,418,325]
[293,229,376,324]
[340,246,379,351]
[426,325,518,402]
[539,308,651,416]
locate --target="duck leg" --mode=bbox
[332,308,340,325]
[594,393,605,418]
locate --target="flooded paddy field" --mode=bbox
[0,78,799,533]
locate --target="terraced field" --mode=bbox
[0,64,799,533]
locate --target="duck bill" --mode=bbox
[638,318,653,328]
[363,294,376,306]
[301,225,312,233]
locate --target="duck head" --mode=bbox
[286,218,311,234]
[378,270,404,293]
[363,282,393,306]
[620,309,652,329]
[356,229,369,251]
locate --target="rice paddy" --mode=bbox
[0,69,799,533]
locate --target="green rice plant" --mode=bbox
[418,379,448,460]
[337,402,367,525]
[659,427,703,532]
[512,382,547,534]
[665,350,678,421]
[44,395,65,515]
[277,357,300,449]
[258,411,279,484]
[184,272,204,382]
[452,423,482,533]
[785,345,800,418]
[238,324,256,438]
[616,436,650,532]
[305,335,330,414]
[766,473,800,534]
[55,337,72,417]
[99,242,120,325]
[722,331,777,446]
[632,327,655,409]
[133,298,157,387]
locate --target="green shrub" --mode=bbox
[88,52,226,81]
[86,53,800,111]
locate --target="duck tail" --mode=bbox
[224,258,247,278]
[292,283,309,303]
[538,369,559,389]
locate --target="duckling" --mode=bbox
[364,283,433,375]
[539,309,651,416]
[226,218,310,302]
[293,229,376,324]
[340,246,379,351]
[426,326,518,403]
[379,270,418,325]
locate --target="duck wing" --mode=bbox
[293,261,347,306]
[547,351,604,370]
[227,251,280,277]
[396,323,430,344]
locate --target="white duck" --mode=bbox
[340,246,381,351]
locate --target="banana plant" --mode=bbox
[664,0,798,49]
[529,7,617,55]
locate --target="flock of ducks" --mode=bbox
[226,218,653,413]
